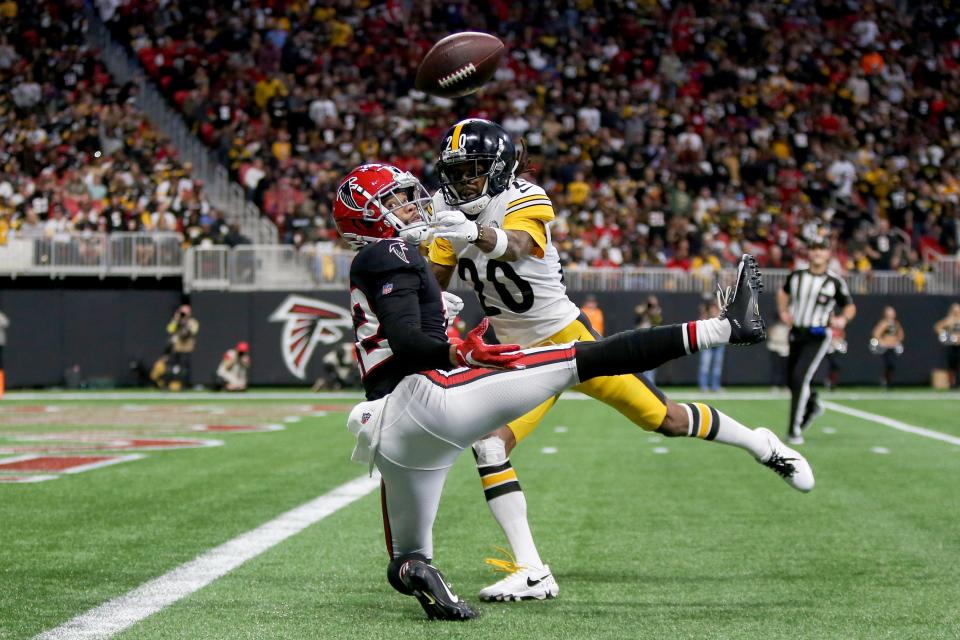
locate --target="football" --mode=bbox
[415,32,505,98]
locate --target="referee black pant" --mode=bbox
[787,328,832,437]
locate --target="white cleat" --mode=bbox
[478,564,559,602]
[786,433,805,446]
[755,427,815,492]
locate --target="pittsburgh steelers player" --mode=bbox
[428,119,812,602]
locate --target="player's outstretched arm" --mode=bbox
[472,227,536,262]
[433,210,536,262]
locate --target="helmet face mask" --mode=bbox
[437,119,516,217]
[334,164,435,248]
[438,158,494,201]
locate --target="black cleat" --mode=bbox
[401,559,479,621]
[720,254,766,346]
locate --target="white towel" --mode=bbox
[346,397,388,475]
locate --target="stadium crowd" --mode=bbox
[0,0,248,249]
[98,0,960,273]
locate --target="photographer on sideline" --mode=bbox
[166,304,199,390]
[215,341,251,391]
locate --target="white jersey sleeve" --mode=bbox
[449,179,580,346]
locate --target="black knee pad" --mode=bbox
[387,552,430,595]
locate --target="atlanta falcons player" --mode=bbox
[334,163,811,621]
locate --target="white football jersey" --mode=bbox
[430,179,580,346]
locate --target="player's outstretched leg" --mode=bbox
[388,553,478,621]
[754,427,814,491]
[663,401,814,492]
[575,254,766,381]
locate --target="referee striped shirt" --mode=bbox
[783,269,852,329]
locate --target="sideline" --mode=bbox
[34,473,381,640]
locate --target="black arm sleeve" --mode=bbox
[782,271,793,295]
[834,276,853,308]
[373,271,452,369]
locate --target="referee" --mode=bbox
[776,237,856,444]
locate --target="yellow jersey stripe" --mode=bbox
[696,403,711,439]
[507,194,548,209]
[505,203,554,220]
[450,121,466,151]
[506,200,553,215]
[481,468,518,489]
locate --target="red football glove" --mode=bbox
[454,318,525,370]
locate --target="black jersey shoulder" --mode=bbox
[351,239,425,276]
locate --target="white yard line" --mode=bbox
[34,472,381,640]
[821,401,960,446]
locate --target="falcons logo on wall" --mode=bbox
[269,295,353,379]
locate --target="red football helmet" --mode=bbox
[333,164,435,248]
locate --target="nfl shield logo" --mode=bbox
[381,283,394,295]
[361,412,372,424]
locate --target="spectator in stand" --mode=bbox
[0,2,207,247]
[866,219,903,270]
[224,223,251,247]
[93,0,960,267]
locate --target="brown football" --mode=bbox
[415,32,505,98]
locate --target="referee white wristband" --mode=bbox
[482,227,509,260]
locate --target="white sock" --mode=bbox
[474,436,544,569]
[689,318,732,351]
[682,402,770,459]
[487,489,543,569]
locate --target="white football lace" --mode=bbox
[438,63,477,87]
[716,283,732,312]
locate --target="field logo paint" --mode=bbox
[270,295,353,380]
[0,423,287,483]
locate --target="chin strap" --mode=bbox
[458,194,491,218]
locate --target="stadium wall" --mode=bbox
[0,287,955,388]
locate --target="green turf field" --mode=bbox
[2,390,958,640]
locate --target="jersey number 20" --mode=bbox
[458,258,534,315]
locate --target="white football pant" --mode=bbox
[348,344,578,559]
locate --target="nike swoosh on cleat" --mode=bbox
[527,574,551,587]
[438,581,460,603]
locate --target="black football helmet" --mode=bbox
[436,118,517,217]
